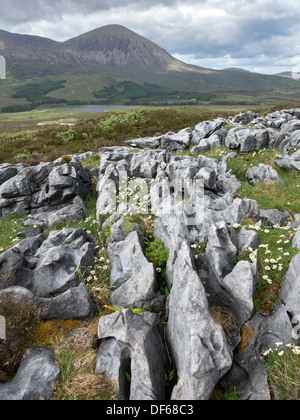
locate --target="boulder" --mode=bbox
[0,160,92,217]
[160,128,192,151]
[222,198,260,225]
[220,261,256,325]
[260,209,290,227]
[125,136,161,149]
[246,164,284,186]
[233,111,257,126]
[205,221,237,283]
[238,226,259,252]
[23,199,86,228]
[167,241,233,400]
[97,309,168,400]
[281,120,300,133]
[108,230,164,313]
[0,284,97,321]
[191,119,226,145]
[292,231,300,250]
[280,253,300,317]
[0,228,95,298]
[0,348,60,401]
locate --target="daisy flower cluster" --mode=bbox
[233,221,299,313]
[263,342,300,358]
[84,245,111,307]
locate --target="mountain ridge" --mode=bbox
[1,24,300,108]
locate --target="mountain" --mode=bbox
[0,24,300,109]
[61,25,198,72]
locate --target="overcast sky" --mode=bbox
[1,0,300,74]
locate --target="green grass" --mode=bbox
[235,222,299,314]
[0,213,30,252]
[264,345,300,400]
[202,147,300,215]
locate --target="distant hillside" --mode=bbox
[0,24,300,109]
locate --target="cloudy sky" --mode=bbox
[1,0,300,74]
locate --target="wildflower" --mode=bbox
[233,223,240,228]
[156,268,162,273]
[276,342,283,347]
[263,348,273,357]
[265,266,271,271]
[264,229,270,233]
[278,351,284,357]
[102,265,108,270]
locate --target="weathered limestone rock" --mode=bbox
[191,119,226,145]
[107,231,164,313]
[97,309,168,400]
[205,221,237,282]
[280,253,300,317]
[167,241,233,400]
[246,164,285,186]
[0,284,97,320]
[220,261,256,325]
[0,228,95,298]
[260,209,290,227]
[0,160,92,217]
[0,348,60,400]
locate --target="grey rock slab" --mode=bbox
[238,226,259,252]
[125,136,161,149]
[0,347,60,401]
[160,128,192,151]
[205,221,237,283]
[24,201,86,228]
[292,230,300,250]
[97,309,168,400]
[260,209,290,227]
[220,261,256,324]
[280,253,300,317]
[167,241,232,400]
[246,164,284,186]
[0,160,91,217]
[0,284,97,320]
[0,228,95,298]
[108,230,164,313]
[153,207,194,289]
[281,120,300,133]
[233,111,257,126]
[96,339,130,400]
[191,119,226,145]
[221,198,260,225]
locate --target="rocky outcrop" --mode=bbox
[0,159,92,222]
[0,107,299,401]
[96,309,168,400]
[107,229,164,313]
[166,241,232,400]
[0,229,97,320]
[246,164,284,186]
[0,348,60,400]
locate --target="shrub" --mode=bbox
[0,291,45,380]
